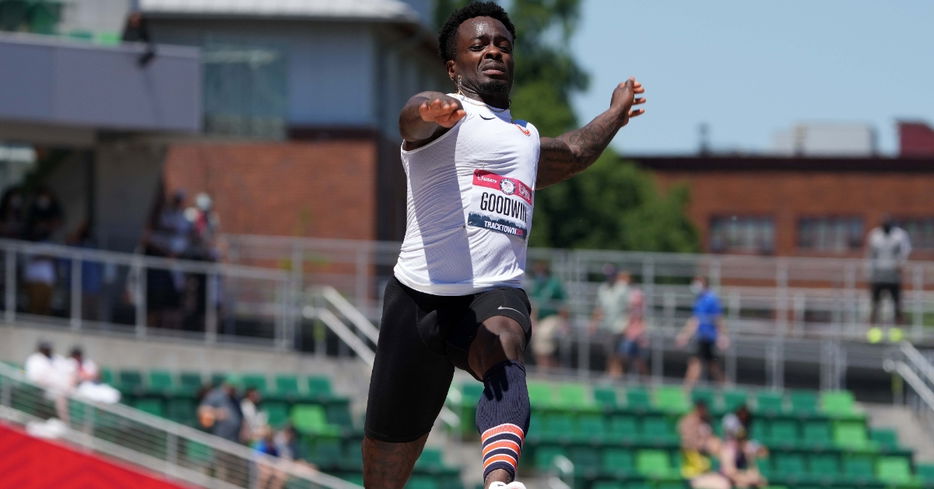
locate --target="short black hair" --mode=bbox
[438,1,516,62]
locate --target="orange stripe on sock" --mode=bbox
[480,423,525,442]
[481,439,521,457]
[483,454,518,470]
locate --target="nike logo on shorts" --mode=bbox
[497,305,523,314]
[480,114,496,120]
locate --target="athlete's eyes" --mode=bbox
[497,44,512,53]
[469,44,484,51]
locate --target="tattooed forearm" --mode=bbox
[537,107,626,188]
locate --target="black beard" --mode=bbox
[478,79,512,96]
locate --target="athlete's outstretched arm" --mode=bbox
[399,91,466,146]
[537,77,645,188]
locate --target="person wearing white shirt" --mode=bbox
[867,218,912,325]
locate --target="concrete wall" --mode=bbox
[0,33,200,132]
[94,141,167,251]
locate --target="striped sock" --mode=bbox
[481,423,525,479]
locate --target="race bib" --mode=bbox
[466,170,533,240]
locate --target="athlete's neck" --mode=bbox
[459,89,509,111]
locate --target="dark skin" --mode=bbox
[367,15,646,489]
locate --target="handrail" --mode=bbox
[885,360,934,413]
[315,308,376,366]
[0,362,363,489]
[319,286,380,344]
[899,342,934,385]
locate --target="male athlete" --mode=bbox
[364,3,645,489]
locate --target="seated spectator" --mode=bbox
[199,375,247,484]
[719,429,767,488]
[679,399,723,487]
[275,425,317,475]
[66,347,120,404]
[241,387,269,443]
[24,341,72,422]
[619,288,649,378]
[254,426,287,489]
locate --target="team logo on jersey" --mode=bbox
[513,120,531,136]
[500,179,516,195]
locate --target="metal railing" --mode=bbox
[884,342,934,436]
[0,362,361,489]
[223,235,934,343]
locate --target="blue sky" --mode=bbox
[571,0,934,155]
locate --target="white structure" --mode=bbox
[771,123,877,156]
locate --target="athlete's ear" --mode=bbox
[445,60,457,85]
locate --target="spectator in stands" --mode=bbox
[0,186,27,239]
[24,341,72,422]
[67,222,107,321]
[66,347,120,404]
[718,428,767,488]
[199,374,247,483]
[121,11,156,66]
[619,288,650,378]
[275,425,317,475]
[254,426,287,489]
[241,386,269,443]
[22,186,64,316]
[867,216,911,326]
[182,192,224,331]
[677,276,729,390]
[528,261,568,370]
[679,399,724,488]
[25,186,63,242]
[590,266,630,378]
[142,188,191,329]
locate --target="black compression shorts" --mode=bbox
[364,276,532,442]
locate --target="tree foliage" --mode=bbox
[431,0,699,252]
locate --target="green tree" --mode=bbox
[432,0,699,252]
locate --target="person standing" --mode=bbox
[677,277,729,390]
[591,267,631,378]
[362,2,646,488]
[867,217,911,326]
[529,261,568,370]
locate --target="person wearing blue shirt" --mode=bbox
[677,276,730,390]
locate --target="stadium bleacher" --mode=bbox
[447,381,932,489]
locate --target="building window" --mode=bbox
[893,218,934,250]
[202,40,287,139]
[709,216,775,254]
[797,217,864,252]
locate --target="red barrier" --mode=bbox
[0,424,198,489]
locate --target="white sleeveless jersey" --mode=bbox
[394,93,540,296]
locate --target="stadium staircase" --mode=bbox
[445,380,934,489]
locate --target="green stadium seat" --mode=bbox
[95,32,121,46]
[407,475,440,489]
[539,412,575,441]
[654,386,690,414]
[640,415,677,445]
[307,376,334,399]
[242,373,268,394]
[789,390,818,416]
[917,463,934,483]
[601,447,635,476]
[801,419,834,449]
[625,387,652,412]
[576,413,608,442]
[527,381,554,408]
[807,452,840,482]
[869,428,900,451]
[462,383,485,402]
[556,383,597,411]
[834,420,871,450]
[690,386,716,410]
[117,369,144,394]
[608,413,639,440]
[132,398,165,418]
[178,371,204,395]
[766,419,799,448]
[876,456,914,485]
[569,445,601,473]
[842,454,878,484]
[28,1,61,35]
[722,388,749,412]
[594,386,619,407]
[533,443,564,469]
[265,401,290,428]
[821,390,860,418]
[635,449,676,478]
[772,452,806,479]
[147,370,175,394]
[99,368,115,385]
[415,448,445,469]
[592,482,625,489]
[166,397,196,425]
[292,404,339,436]
[185,440,214,465]
[273,374,302,398]
[755,390,784,415]
[210,372,226,388]
[309,437,343,468]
